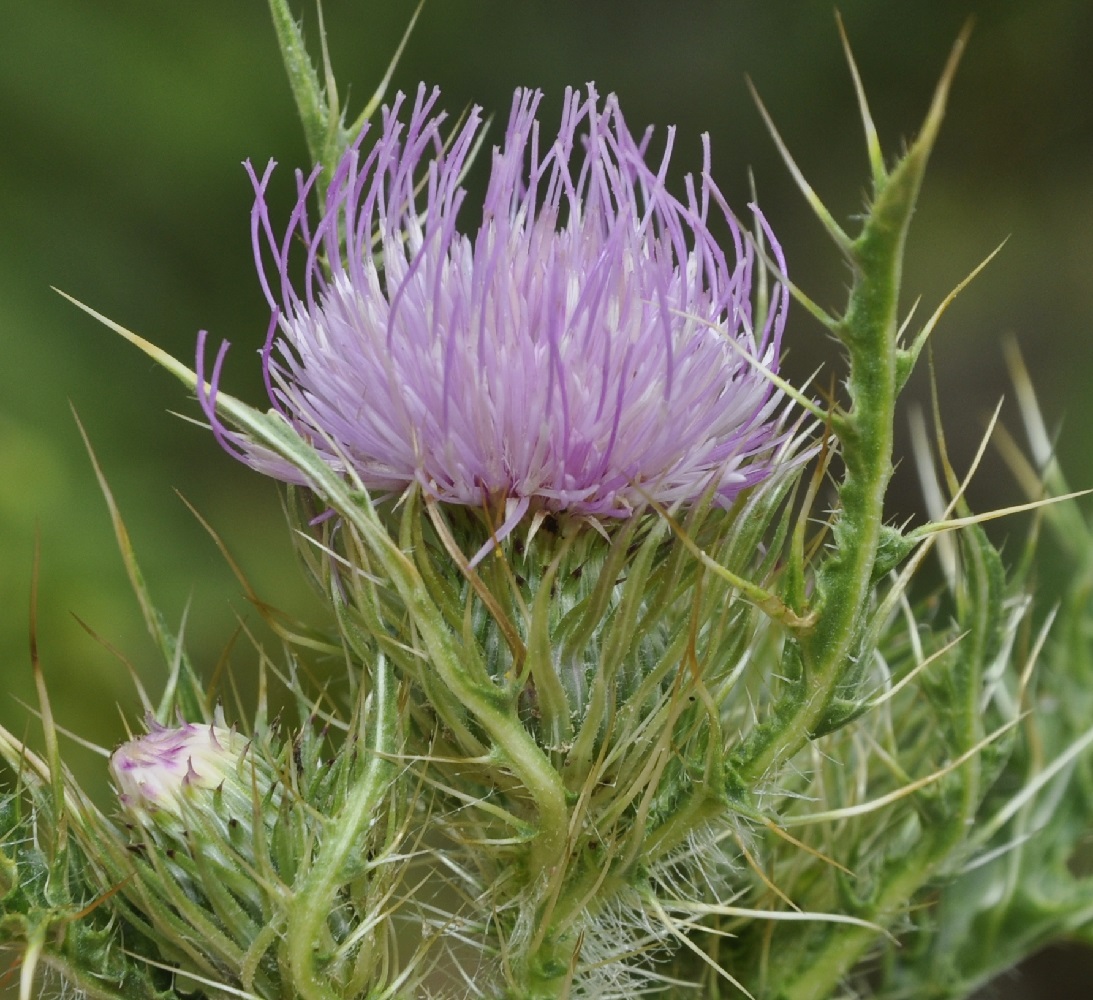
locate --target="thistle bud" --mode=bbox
[109,718,283,940]
[110,720,256,826]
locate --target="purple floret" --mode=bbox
[199,84,793,547]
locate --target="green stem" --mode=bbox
[732,37,963,784]
[287,655,397,1000]
[775,806,970,1000]
[773,490,998,1000]
[424,646,569,877]
[267,0,329,173]
[779,848,934,1000]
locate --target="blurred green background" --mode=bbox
[3,1,1092,996]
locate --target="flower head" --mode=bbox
[200,84,791,546]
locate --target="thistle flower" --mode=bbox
[199,84,792,550]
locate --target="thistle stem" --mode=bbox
[775,810,971,1000]
[286,654,397,1000]
[732,38,961,782]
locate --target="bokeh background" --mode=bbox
[3,1,1092,996]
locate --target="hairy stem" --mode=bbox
[286,655,397,1000]
[732,33,965,784]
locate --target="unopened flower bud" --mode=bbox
[110,720,261,829]
[109,719,286,951]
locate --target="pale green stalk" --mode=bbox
[285,654,397,1000]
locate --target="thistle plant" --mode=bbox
[4,4,1093,1000]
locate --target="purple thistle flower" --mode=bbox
[199,84,792,551]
